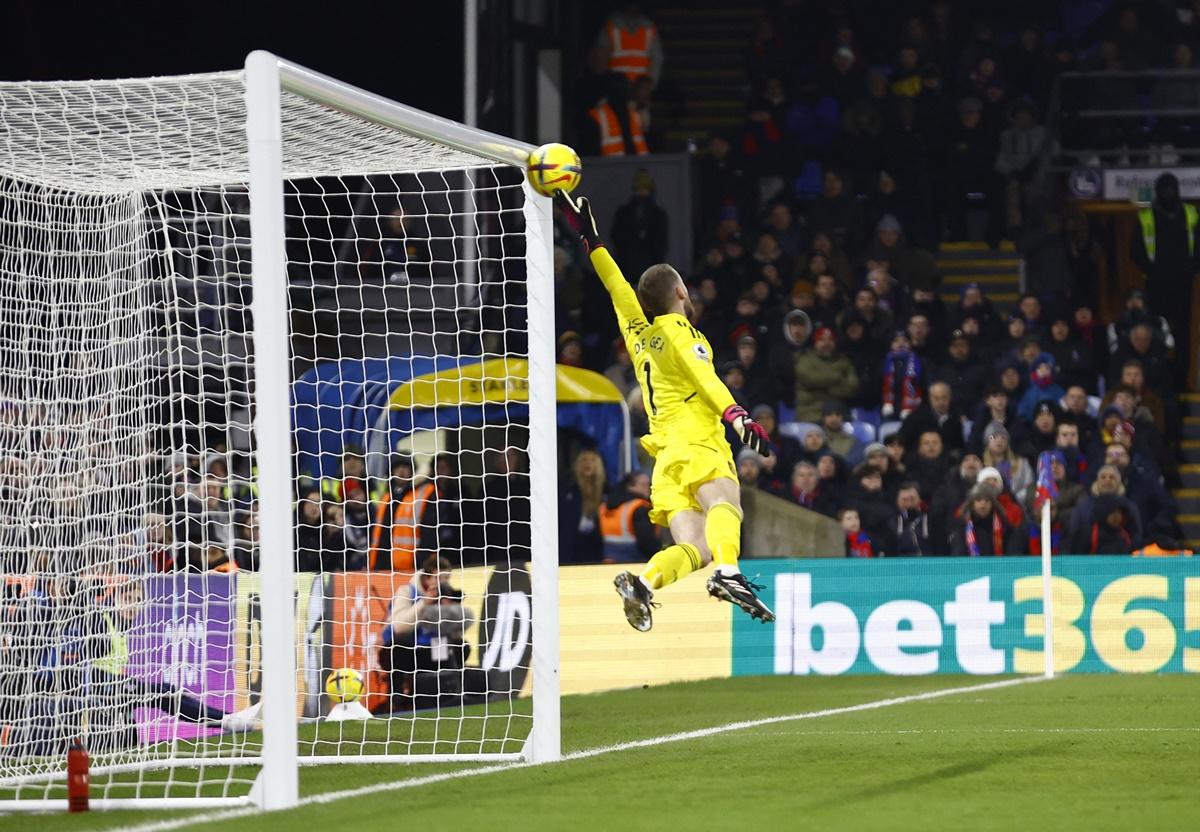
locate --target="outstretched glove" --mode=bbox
[556,192,603,253]
[722,405,772,457]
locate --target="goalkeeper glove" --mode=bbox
[723,405,773,458]
[556,192,603,253]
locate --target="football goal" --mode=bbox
[0,50,559,811]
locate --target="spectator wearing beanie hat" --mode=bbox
[981,421,1034,496]
[948,481,1026,556]
[976,464,1028,529]
[793,325,859,422]
[820,399,864,466]
[751,403,802,485]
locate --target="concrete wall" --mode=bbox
[740,487,844,558]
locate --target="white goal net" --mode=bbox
[0,54,558,811]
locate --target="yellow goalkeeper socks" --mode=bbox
[706,502,742,574]
[640,543,703,591]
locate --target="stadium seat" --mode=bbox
[850,407,881,428]
[848,421,876,443]
[775,400,796,423]
[1087,395,1101,417]
[779,421,820,442]
[878,420,903,442]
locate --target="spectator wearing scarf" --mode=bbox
[949,482,1023,556]
[880,330,924,419]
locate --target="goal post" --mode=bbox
[0,50,559,812]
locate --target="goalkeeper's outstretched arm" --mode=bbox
[557,193,647,337]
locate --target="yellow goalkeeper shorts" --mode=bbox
[647,440,737,527]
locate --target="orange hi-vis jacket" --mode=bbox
[1131,542,1193,556]
[370,482,436,571]
[607,21,656,83]
[599,496,650,561]
[589,102,649,157]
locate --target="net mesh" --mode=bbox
[0,70,535,803]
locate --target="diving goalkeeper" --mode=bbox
[557,192,775,630]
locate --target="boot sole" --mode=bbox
[613,573,653,632]
[707,580,777,622]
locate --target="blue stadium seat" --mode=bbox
[848,420,876,443]
[878,420,903,442]
[780,421,820,442]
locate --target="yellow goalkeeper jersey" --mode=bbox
[590,247,735,458]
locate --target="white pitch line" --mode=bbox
[101,675,1047,832]
[738,727,1200,737]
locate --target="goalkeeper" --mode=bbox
[558,193,775,630]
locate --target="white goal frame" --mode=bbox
[0,50,559,813]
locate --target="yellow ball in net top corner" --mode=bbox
[527,142,582,197]
[325,667,365,704]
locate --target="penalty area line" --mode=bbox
[108,675,1047,832]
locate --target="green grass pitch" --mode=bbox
[4,674,1198,831]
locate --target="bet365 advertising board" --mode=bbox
[731,557,1199,676]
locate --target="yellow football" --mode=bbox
[324,667,365,704]
[527,142,582,197]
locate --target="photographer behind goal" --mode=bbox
[376,554,475,713]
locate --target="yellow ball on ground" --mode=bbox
[527,142,582,197]
[325,667,365,704]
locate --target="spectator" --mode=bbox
[1017,352,1065,421]
[942,96,1001,245]
[793,326,859,423]
[1104,443,1176,538]
[737,447,768,489]
[898,380,964,457]
[981,422,1034,496]
[936,328,987,407]
[559,449,605,564]
[840,507,877,558]
[361,205,430,285]
[1056,420,1089,484]
[1043,313,1097,394]
[1130,173,1200,387]
[753,404,802,484]
[892,482,933,556]
[810,273,845,328]
[763,199,808,261]
[1107,291,1175,357]
[880,330,924,420]
[931,453,982,549]
[907,431,950,501]
[815,451,848,511]
[294,488,324,573]
[478,448,531,567]
[798,425,831,464]
[320,502,357,571]
[1023,400,1062,461]
[603,339,637,397]
[1069,464,1144,548]
[977,465,1028,530]
[780,461,838,518]
[1104,359,1168,435]
[1071,495,1137,555]
[808,170,859,252]
[1060,384,1099,449]
[820,400,864,467]
[734,334,774,406]
[948,482,1025,556]
[611,170,668,280]
[846,463,894,551]
[994,99,1045,231]
[968,386,1022,454]
[1021,450,1084,531]
[599,471,657,564]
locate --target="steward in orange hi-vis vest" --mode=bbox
[606,19,656,84]
[588,101,649,156]
[370,481,437,571]
[599,476,658,563]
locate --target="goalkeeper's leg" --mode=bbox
[696,478,775,622]
[614,511,707,632]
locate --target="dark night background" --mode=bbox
[0,1,467,121]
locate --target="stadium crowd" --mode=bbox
[554,1,1200,559]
